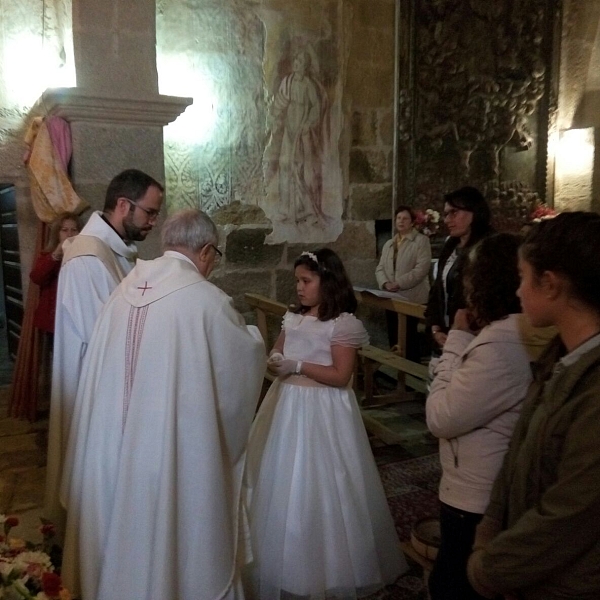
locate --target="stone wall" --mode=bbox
[3,0,600,338]
[177,0,396,330]
[556,0,600,213]
[0,0,72,300]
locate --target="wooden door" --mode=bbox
[0,184,23,360]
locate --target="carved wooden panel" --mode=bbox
[396,0,562,229]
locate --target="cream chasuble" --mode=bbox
[61,252,266,600]
[44,212,137,537]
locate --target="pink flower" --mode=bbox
[414,210,427,226]
[413,208,441,237]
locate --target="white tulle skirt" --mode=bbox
[244,376,407,600]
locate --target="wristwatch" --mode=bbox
[432,326,441,335]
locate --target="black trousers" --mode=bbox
[428,502,486,600]
[385,311,420,362]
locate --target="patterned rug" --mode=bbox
[379,453,441,542]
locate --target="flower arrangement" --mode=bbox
[414,208,441,237]
[0,516,70,600]
[529,203,558,222]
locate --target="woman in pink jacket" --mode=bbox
[426,233,553,600]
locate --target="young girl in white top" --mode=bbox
[245,248,407,600]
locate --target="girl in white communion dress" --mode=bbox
[244,248,407,600]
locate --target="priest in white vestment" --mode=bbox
[61,208,266,600]
[44,169,163,538]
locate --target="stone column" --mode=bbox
[37,0,192,258]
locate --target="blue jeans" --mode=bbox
[428,502,486,600]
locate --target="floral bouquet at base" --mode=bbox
[414,208,441,237]
[0,515,70,600]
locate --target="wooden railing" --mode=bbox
[245,293,287,344]
[244,293,429,403]
[353,290,426,359]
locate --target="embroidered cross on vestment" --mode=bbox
[137,281,152,296]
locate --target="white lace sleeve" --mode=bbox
[281,311,300,331]
[331,313,369,348]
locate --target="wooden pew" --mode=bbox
[359,344,428,403]
[244,292,429,402]
[353,289,426,359]
[353,290,428,402]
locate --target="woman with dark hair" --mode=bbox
[425,186,493,351]
[293,247,358,319]
[376,205,432,360]
[245,248,407,599]
[468,213,600,600]
[426,233,554,600]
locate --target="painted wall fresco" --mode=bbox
[0,0,74,180]
[260,2,347,243]
[157,0,266,215]
[157,0,348,244]
[0,0,74,174]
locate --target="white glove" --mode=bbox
[270,358,301,377]
[267,352,284,364]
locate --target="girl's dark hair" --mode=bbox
[520,211,600,314]
[293,248,357,320]
[394,205,416,222]
[464,233,522,326]
[445,186,493,249]
[44,212,82,253]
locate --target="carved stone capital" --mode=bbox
[37,88,193,128]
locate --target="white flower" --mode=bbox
[0,558,16,577]
[426,209,440,223]
[12,551,53,578]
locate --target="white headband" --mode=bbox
[300,251,318,264]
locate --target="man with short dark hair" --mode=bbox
[44,168,163,543]
[62,209,265,600]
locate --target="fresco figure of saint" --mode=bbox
[270,50,328,225]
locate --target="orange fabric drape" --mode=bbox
[25,117,87,224]
[8,222,47,421]
[8,116,88,421]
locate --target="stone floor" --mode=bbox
[0,379,437,600]
[0,385,47,544]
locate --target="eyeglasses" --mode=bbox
[210,244,223,258]
[443,208,463,219]
[123,197,160,221]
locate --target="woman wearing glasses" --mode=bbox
[425,187,493,352]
